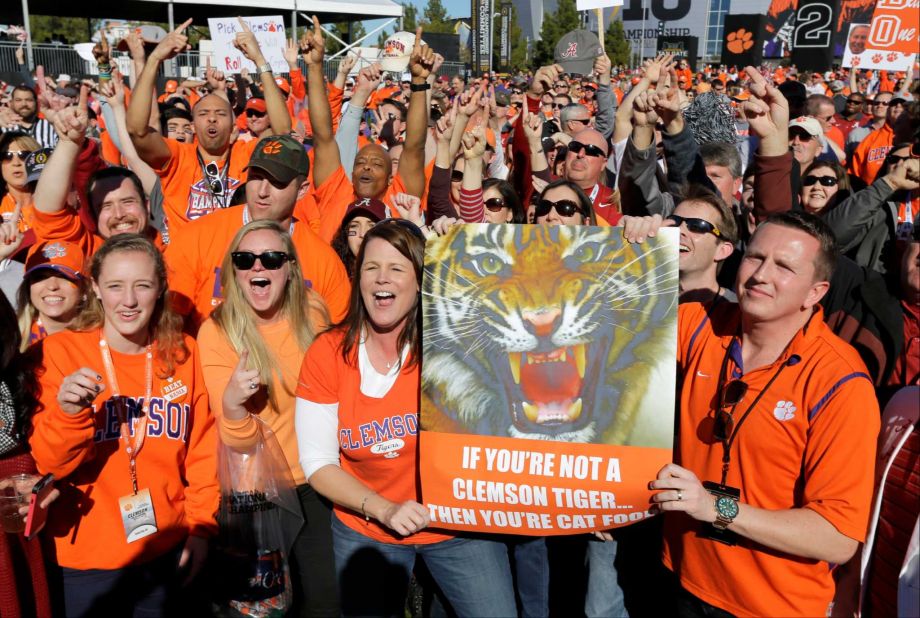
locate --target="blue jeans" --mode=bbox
[585,536,629,618]
[332,516,517,617]
[507,535,549,617]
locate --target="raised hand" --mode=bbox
[150,18,192,62]
[521,98,543,144]
[99,69,126,108]
[742,65,789,147]
[643,52,673,86]
[283,36,299,69]
[461,125,487,160]
[355,63,382,95]
[458,83,484,117]
[391,193,425,227]
[632,90,659,128]
[434,102,456,143]
[205,57,227,92]
[92,29,111,66]
[233,17,268,66]
[430,52,445,77]
[0,203,24,260]
[124,30,146,61]
[530,64,563,97]
[594,54,612,85]
[408,28,435,80]
[57,368,106,415]
[222,350,262,412]
[300,16,325,66]
[338,51,360,77]
[649,70,682,130]
[51,87,89,144]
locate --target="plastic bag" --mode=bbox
[212,417,304,618]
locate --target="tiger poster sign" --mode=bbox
[419,224,679,535]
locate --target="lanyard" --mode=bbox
[242,208,296,235]
[589,184,600,204]
[196,144,233,209]
[100,337,153,495]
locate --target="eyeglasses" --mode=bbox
[713,379,748,442]
[789,129,815,142]
[803,175,837,187]
[484,197,507,212]
[205,161,224,197]
[568,118,591,126]
[450,170,464,183]
[374,217,426,240]
[554,83,569,89]
[1,150,29,161]
[873,100,891,107]
[666,214,723,237]
[231,251,291,270]
[552,103,567,109]
[535,199,584,218]
[568,141,606,158]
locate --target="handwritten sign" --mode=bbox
[207,16,287,75]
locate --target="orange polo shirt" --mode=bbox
[850,124,894,185]
[662,302,879,618]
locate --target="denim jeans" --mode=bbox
[585,536,629,618]
[332,516,517,617]
[507,535,549,617]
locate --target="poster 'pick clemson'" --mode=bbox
[419,224,680,535]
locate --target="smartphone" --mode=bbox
[24,473,54,540]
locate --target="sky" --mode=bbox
[363,0,471,38]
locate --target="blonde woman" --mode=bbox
[0,131,41,232]
[196,220,338,616]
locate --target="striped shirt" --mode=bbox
[2,118,59,149]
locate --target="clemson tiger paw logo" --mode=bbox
[261,141,283,155]
[773,400,796,422]
[726,29,754,54]
[852,56,861,66]
[872,53,883,63]
[887,52,899,62]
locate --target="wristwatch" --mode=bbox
[257,62,273,75]
[712,493,739,530]
[410,82,431,92]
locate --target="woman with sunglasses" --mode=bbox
[15,240,89,350]
[197,220,339,616]
[29,233,218,615]
[800,161,850,214]
[0,131,40,234]
[534,179,597,226]
[822,143,919,279]
[295,220,517,617]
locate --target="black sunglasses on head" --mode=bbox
[568,141,606,158]
[666,214,723,237]
[484,197,506,212]
[535,199,584,218]
[231,251,291,270]
[803,175,837,187]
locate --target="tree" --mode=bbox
[402,3,418,32]
[377,27,391,47]
[604,19,631,67]
[492,4,527,72]
[30,16,97,44]
[534,0,582,66]
[325,21,367,54]
[422,0,454,33]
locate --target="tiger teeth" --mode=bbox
[569,398,583,421]
[522,400,539,422]
[573,344,586,378]
[508,352,522,384]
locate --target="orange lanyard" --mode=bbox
[99,337,153,495]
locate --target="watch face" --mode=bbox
[716,496,739,519]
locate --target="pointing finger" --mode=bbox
[237,17,251,33]
[78,84,89,109]
[176,18,193,34]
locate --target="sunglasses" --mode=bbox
[484,197,507,212]
[1,150,29,161]
[569,118,591,126]
[205,161,224,196]
[568,141,606,158]
[845,98,864,105]
[789,129,815,142]
[450,170,464,183]
[666,214,723,237]
[554,83,569,89]
[803,175,837,187]
[552,103,567,109]
[535,199,584,218]
[247,110,266,118]
[713,379,748,442]
[887,154,912,164]
[873,100,891,107]
[231,251,291,270]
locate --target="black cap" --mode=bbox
[777,80,807,103]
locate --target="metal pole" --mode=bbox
[489,0,494,74]
[21,0,34,70]
[639,0,646,64]
[292,10,297,42]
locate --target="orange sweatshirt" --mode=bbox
[197,312,328,486]
[29,328,218,570]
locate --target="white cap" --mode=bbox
[380,31,420,73]
[57,73,72,83]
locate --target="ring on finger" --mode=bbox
[677,490,683,501]
[249,379,258,390]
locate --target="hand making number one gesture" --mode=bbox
[408,27,434,81]
[150,18,193,63]
[742,65,789,156]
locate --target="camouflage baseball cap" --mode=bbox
[245,135,310,184]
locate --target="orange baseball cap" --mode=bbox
[164,79,178,93]
[245,98,267,113]
[25,241,85,281]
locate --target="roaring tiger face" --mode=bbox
[421,224,678,446]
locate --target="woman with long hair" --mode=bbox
[295,220,517,616]
[0,131,41,233]
[533,179,597,226]
[15,240,89,350]
[197,220,339,616]
[29,233,218,616]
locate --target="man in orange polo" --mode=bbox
[850,94,905,185]
[647,212,879,617]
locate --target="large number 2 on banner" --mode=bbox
[793,2,833,48]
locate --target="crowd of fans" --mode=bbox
[0,15,917,618]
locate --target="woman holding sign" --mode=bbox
[295,219,517,617]
[29,234,218,616]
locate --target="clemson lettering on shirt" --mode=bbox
[92,397,191,444]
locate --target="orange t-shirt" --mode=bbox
[850,124,894,185]
[29,207,164,258]
[164,205,350,330]
[825,125,845,150]
[662,302,879,618]
[29,328,218,570]
[296,329,451,545]
[154,138,259,234]
[0,193,32,232]
[197,311,328,487]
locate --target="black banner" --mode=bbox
[720,14,765,67]
[790,0,839,72]
[471,0,491,75]
[499,3,511,72]
[423,32,461,63]
[657,35,698,68]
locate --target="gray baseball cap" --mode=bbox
[554,30,603,76]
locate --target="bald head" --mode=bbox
[565,129,609,189]
[353,144,394,199]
